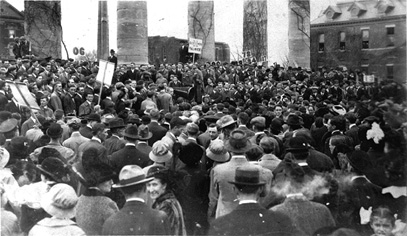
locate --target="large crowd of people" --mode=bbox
[0,50,406,236]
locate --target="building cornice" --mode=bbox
[311,14,406,28]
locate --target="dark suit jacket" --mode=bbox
[148,122,167,146]
[102,200,169,235]
[209,203,298,236]
[109,145,151,175]
[5,100,20,114]
[104,135,126,155]
[62,93,77,115]
[136,142,152,156]
[0,92,8,111]
[122,69,140,82]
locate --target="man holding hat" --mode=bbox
[104,118,126,155]
[102,165,169,235]
[209,165,298,236]
[109,125,151,175]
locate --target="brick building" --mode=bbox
[311,0,406,84]
[0,0,25,60]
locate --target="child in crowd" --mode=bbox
[370,206,395,236]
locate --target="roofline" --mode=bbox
[1,0,25,18]
[311,14,406,28]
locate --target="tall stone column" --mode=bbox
[243,0,267,62]
[117,1,148,65]
[97,0,109,60]
[188,1,215,62]
[24,0,62,58]
[288,0,310,68]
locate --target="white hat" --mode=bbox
[41,184,78,219]
[0,147,10,169]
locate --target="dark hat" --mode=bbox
[87,113,101,122]
[137,124,152,140]
[92,123,106,134]
[46,123,63,138]
[0,111,12,123]
[224,130,252,153]
[36,157,69,183]
[270,118,283,133]
[84,164,114,187]
[108,118,125,129]
[179,142,204,167]
[229,165,265,186]
[203,115,219,124]
[170,117,188,129]
[127,115,141,125]
[348,150,371,173]
[286,136,309,153]
[123,125,139,139]
[146,165,168,178]
[286,114,304,126]
[113,165,153,188]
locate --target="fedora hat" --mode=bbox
[229,165,265,186]
[137,124,152,140]
[286,114,304,126]
[108,118,125,129]
[41,183,78,219]
[332,105,346,116]
[113,165,153,188]
[46,123,63,138]
[286,136,309,153]
[149,141,172,163]
[0,118,18,133]
[36,157,69,183]
[123,125,139,139]
[217,115,236,128]
[224,130,252,153]
[206,139,230,162]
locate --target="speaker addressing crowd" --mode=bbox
[0,51,406,236]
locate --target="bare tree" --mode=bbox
[243,0,267,62]
[289,0,310,49]
[189,1,214,61]
[24,0,68,58]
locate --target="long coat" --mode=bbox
[148,122,167,146]
[104,135,126,156]
[102,200,169,235]
[109,145,151,176]
[208,203,299,236]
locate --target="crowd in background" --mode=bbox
[0,51,406,236]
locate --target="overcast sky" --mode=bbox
[8,0,337,63]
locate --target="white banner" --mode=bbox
[363,74,375,83]
[96,60,115,86]
[188,38,203,54]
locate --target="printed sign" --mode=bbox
[96,60,115,86]
[363,74,375,83]
[188,38,203,54]
[6,81,40,110]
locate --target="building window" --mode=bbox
[9,29,15,39]
[386,64,394,79]
[386,25,395,47]
[318,34,325,52]
[362,29,369,49]
[339,32,346,50]
[361,65,369,74]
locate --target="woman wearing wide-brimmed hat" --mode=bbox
[75,147,118,235]
[28,183,85,236]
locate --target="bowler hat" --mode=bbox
[113,165,153,188]
[108,118,125,129]
[229,165,265,186]
[137,124,152,140]
[206,139,230,162]
[348,150,371,173]
[41,184,78,219]
[224,130,252,153]
[286,136,309,153]
[87,113,101,122]
[123,125,139,139]
[36,157,69,183]
[46,123,63,138]
[149,141,172,163]
[286,114,304,126]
